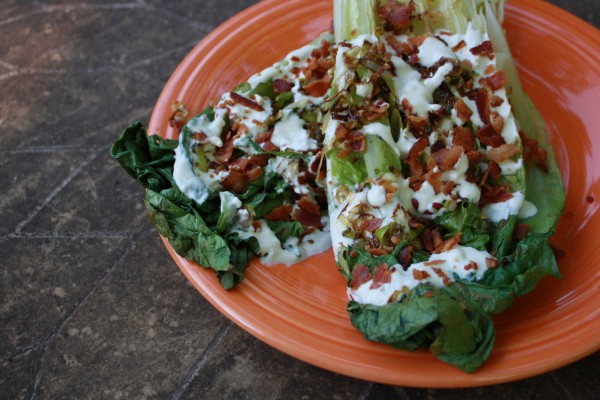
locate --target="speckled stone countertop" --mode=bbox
[1,1,598,399]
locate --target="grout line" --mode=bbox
[0,342,43,366]
[0,9,41,28]
[26,237,139,400]
[13,149,100,235]
[168,322,233,400]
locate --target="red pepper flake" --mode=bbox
[229,91,264,111]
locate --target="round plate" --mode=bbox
[147,0,600,387]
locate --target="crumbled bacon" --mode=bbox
[407,114,430,137]
[350,264,372,290]
[454,98,473,123]
[490,95,504,107]
[464,261,478,271]
[221,170,249,193]
[229,91,264,111]
[407,138,428,175]
[272,79,292,94]
[377,0,415,31]
[292,196,323,229]
[191,131,208,142]
[309,151,327,180]
[303,79,329,97]
[360,99,389,121]
[469,40,494,59]
[422,228,443,253]
[433,232,462,254]
[346,130,366,152]
[264,204,293,222]
[452,126,475,152]
[480,160,502,184]
[490,111,505,134]
[477,124,505,147]
[424,169,443,194]
[481,182,513,203]
[451,40,466,52]
[412,269,430,280]
[468,88,490,124]
[432,267,451,286]
[169,101,189,132]
[480,71,508,91]
[255,130,272,144]
[432,145,464,171]
[360,217,383,233]
[370,263,392,289]
[441,180,456,195]
[215,136,235,163]
[487,143,520,163]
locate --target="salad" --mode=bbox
[110,0,564,372]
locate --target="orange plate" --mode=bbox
[147,0,600,387]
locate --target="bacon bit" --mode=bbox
[246,166,262,182]
[442,180,456,195]
[413,269,430,280]
[215,136,235,163]
[468,88,490,124]
[477,124,506,147]
[292,196,323,229]
[519,131,548,172]
[422,228,444,253]
[487,143,521,163]
[481,182,513,203]
[255,130,272,144]
[309,152,327,180]
[290,56,300,62]
[346,130,366,152]
[377,0,415,31]
[303,79,329,97]
[432,145,464,171]
[407,137,428,175]
[227,157,251,172]
[370,263,392,289]
[365,243,392,256]
[221,170,249,193]
[424,169,443,194]
[464,261,478,271]
[452,126,475,152]
[360,99,390,121]
[424,259,445,266]
[480,71,508,91]
[360,217,383,233]
[397,245,413,269]
[486,258,499,269]
[490,111,505,134]
[432,267,451,286]
[480,160,502,185]
[513,223,531,241]
[484,64,496,75]
[229,91,264,111]
[433,232,462,254]
[385,34,404,56]
[335,124,349,140]
[454,98,473,123]
[451,40,466,52]
[408,218,423,229]
[491,95,504,107]
[264,204,293,222]
[432,202,443,210]
[169,101,189,132]
[272,79,292,94]
[466,150,483,166]
[401,98,414,113]
[350,264,373,290]
[191,131,208,142]
[407,115,429,137]
[470,40,494,59]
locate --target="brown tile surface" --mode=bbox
[0,0,598,399]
